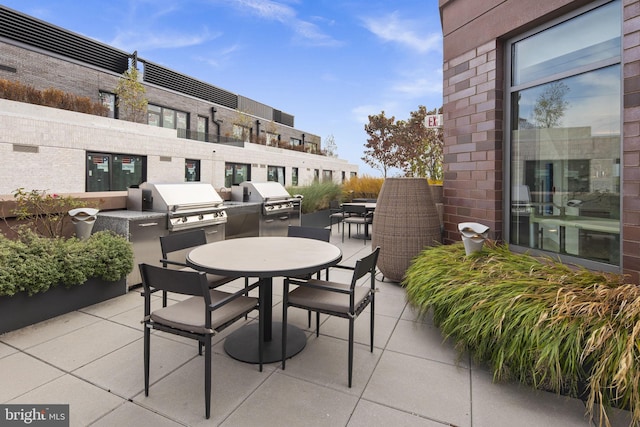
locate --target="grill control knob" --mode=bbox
[198,214,204,220]
[181,217,188,223]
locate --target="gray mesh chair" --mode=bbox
[287,225,332,327]
[281,247,380,387]
[159,229,237,306]
[341,204,373,244]
[140,263,263,419]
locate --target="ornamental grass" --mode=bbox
[403,242,639,427]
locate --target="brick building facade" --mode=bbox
[439,0,640,283]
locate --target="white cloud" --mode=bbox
[224,0,340,46]
[362,11,441,54]
[110,28,219,52]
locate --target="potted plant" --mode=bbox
[0,189,133,334]
[403,242,639,427]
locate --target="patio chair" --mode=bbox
[287,225,332,327]
[281,246,380,387]
[341,204,373,244]
[139,263,263,419]
[159,229,237,306]
[328,200,347,233]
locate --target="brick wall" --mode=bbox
[622,0,640,283]
[441,40,504,244]
[0,40,319,147]
[441,0,640,283]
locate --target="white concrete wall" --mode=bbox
[0,99,358,195]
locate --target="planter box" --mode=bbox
[301,209,331,228]
[0,277,126,334]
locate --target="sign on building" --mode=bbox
[424,114,443,128]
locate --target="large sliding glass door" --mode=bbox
[507,0,621,266]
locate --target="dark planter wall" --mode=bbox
[0,277,126,334]
[301,209,330,228]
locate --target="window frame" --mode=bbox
[503,0,622,271]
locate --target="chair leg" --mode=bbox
[281,280,289,370]
[244,277,249,319]
[307,310,312,328]
[348,318,354,388]
[258,295,264,372]
[316,311,320,337]
[144,324,150,396]
[370,295,375,352]
[204,334,212,419]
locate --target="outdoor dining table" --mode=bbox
[186,236,343,364]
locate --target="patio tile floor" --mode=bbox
[0,232,634,426]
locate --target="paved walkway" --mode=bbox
[0,233,633,426]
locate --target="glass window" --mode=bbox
[86,152,146,192]
[292,167,299,186]
[322,170,333,182]
[290,137,302,146]
[508,1,621,266]
[268,166,285,185]
[185,159,200,182]
[99,91,116,118]
[233,124,251,142]
[314,169,320,182]
[266,132,278,146]
[147,104,161,127]
[162,108,175,129]
[225,163,250,187]
[176,111,188,130]
[148,104,188,130]
[197,116,208,142]
[512,1,621,86]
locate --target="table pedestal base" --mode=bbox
[224,322,306,364]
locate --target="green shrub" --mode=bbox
[0,230,133,297]
[404,242,639,427]
[287,181,342,214]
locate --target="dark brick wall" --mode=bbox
[441,0,640,282]
[622,0,640,283]
[442,39,504,244]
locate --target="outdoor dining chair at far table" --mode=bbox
[186,236,343,364]
[340,202,376,242]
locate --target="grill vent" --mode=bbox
[143,61,238,109]
[0,6,129,74]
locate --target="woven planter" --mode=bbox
[372,178,442,282]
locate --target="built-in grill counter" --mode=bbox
[94,182,228,287]
[238,181,302,237]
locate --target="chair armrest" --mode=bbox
[159,259,189,268]
[287,278,352,295]
[208,280,260,311]
[332,264,355,271]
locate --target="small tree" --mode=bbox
[323,134,338,157]
[396,105,443,180]
[362,111,401,177]
[533,81,569,128]
[115,66,147,123]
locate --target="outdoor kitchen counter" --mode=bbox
[222,201,262,239]
[94,210,169,287]
[95,210,167,234]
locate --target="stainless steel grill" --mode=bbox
[138,182,227,232]
[239,181,301,236]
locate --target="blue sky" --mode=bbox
[2,0,443,177]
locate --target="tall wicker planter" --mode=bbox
[371,178,441,282]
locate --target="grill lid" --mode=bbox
[240,181,293,203]
[140,182,224,212]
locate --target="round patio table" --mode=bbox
[186,236,343,364]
